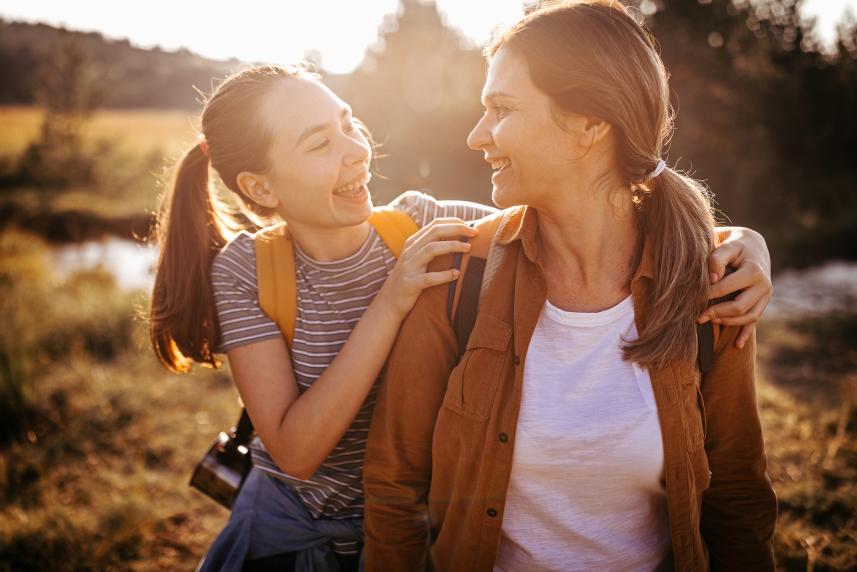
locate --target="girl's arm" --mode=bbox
[699,326,777,570]
[705,227,773,347]
[226,219,477,480]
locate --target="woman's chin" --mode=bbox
[491,185,522,210]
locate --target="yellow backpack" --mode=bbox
[254,207,419,346]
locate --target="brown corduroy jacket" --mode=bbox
[363,206,777,572]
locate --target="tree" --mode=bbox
[16,34,103,191]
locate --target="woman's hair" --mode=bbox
[490,0,715,368]
[149,64,317,371]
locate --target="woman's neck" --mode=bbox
[286,220,372,262]
[535,179,641,312]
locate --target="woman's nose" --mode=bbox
[467,114,492,151]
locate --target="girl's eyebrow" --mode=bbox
[295,107,352,147]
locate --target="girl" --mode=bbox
[149,63,772,571]
[364,2,776,571]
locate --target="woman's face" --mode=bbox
[467,47,580,209]
[259,79,373,229]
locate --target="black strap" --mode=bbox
[223,409,254,455]
[697,322,714,374]
[448,253,487,359]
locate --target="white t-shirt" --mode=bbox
[493,296,671,572]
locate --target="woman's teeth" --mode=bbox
[491,158,511,171]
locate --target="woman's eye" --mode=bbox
[494,105,510,119]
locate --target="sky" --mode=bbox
[0,0,854,73]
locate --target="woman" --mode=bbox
[363,2,776,571]
[148,63,770,569]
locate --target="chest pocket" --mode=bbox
[443,313,512,421]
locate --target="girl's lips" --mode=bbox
[333,184,369,202]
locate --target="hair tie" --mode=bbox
[647,159,666,179]
[199,138,210,159]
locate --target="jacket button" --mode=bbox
[498,432,509,443]
[487,508,498,517]
[514,355,521,366]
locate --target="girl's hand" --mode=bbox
[378,217,478,320]
[700,227,773,349]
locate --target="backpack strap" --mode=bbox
[446,214,506,356]
[369,207,420,257]
[255,209,419,346]
[697,279,741,375]
[255,224,297,347]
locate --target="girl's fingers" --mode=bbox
[736,325,754,349]
[411,239,472,267]
[708,259,763,300]
[714,296,769,328]
[707,239,740,284]
[419,269,461,288]
[406,220,476,249]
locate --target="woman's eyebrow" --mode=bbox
[295,107,352,147]
[482,91,517,106]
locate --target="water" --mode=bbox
[52,239,857,317]
[53,238,158,291]
[768,261,857,319]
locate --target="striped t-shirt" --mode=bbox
[210,191,495,552]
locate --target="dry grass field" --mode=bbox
[0,107,854,571]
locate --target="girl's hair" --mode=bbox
[490,0,715,368]
[149,64,317,371]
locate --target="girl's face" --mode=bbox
[258,79,373,229]
[466,47,582,210]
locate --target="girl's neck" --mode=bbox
[286,221,372,262]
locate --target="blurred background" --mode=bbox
[0,0,855,570]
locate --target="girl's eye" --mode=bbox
[309,139,329,152]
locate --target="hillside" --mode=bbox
[0,19,246,109]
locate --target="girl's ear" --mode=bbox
[236,172,279,209]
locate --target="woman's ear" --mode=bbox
[564,113,612,151]
[236,171,279,209]
[583,116,612,146]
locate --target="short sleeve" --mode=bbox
[210,232,284,352]
[387,190,497,228]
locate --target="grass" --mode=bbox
[0,106,199,224]
[0,106,199,159]
[757,313,857,571]
[0,230,238,571]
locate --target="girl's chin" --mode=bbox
[332,193,373,224]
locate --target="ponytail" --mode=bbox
[147,64,316,372]
[623,167,716,369]
[149,143,229,371]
